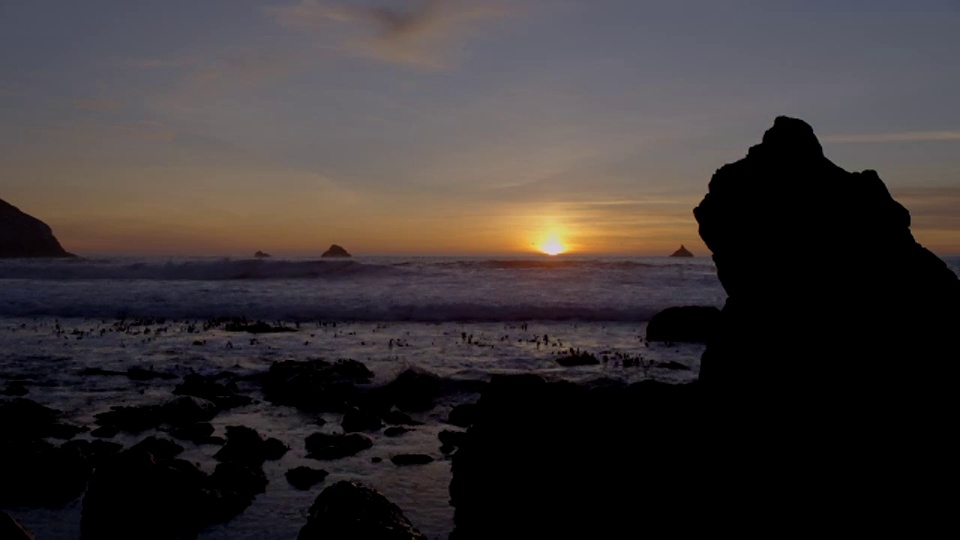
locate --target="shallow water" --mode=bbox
[0,318,704,539]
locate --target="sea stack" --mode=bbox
[669,244,693,257]
[321,244,351,258]
[0,198,74,258]
[693,116,959,530]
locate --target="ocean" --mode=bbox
[2,254,957,538]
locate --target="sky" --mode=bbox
[1,0,959,256]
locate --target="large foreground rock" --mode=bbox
[298,481,425,539]
[450,376,701,538]
[692,116,959,530]
[646,305,720,343]
[0,198,73,258]
[694,115,959,388]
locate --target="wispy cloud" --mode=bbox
[268,0,513,69]
[118,58,200,70]
[74,99,122,112]
[823,131,960,143]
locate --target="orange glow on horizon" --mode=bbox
[536,231,567,256]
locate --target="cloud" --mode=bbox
[74,99,122,112]
[268,0,513,69]
[822,131,960,143]
[118,58,200,70]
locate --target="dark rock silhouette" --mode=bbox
[262,359,372,413]
[450,117,959,537]
[253,250,271,258]
[320,244,351,258]
[341,407,384,433]
[304,432,373,460]
[693,116,959,531]
[695,116,959,386]
[81,444,267,538]
[646,305,720,343]
[285,466,328,490]
[450,376,701,538]
[0,198,74,258]
[0,510,34,540]
[214,426,287,466]
[669,244,693,257]
[298,481,425,539]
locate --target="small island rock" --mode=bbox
[253,251,271,258]
[669,245,693,257]
[321,244,351,258]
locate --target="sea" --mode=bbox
[2,254,957,538]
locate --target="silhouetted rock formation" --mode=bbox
[299,481,425,539]
[450,376,701,538]
[646,305,720,343]
[253,250,271,258]
[321,244,351,258]
[0,511,34,540]
[0,199,74,258]
[669,244,693,257]
[693,116,959,531]
[81,441,268,538]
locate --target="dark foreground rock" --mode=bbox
[286,466,329,490]
[646,305,720,343]
[214,425,287,466]
[0,511,34,540]
[305,432,373,460]
[81,445,265,538]
[0,439,93,507]
[0,198,74,258]
[298,481,425,539]
[450,375,701,538]
[262,359,373,413]
[94,396,218,432]
[690,117,959,532]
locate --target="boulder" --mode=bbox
[692,116,960,531]
[375,369,443,412]
[81,446,264,538]
[0,439,93,507]
[214,426,287,466]
[669,244,694,257]
[341,407,383,432]
[173,373,253,409]
[694,116,960,388]
[320,244,351,258]
[305,432,373,460]
[0,198,74,258]
[285,466,329,490]
[646,306,720,343]
[449,376,702,538]
[0,511,34,540]
[298,481,425,539]
[262,359,373,413]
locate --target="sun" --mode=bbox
[537,233,567,256]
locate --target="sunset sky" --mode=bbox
[2,0,958,256]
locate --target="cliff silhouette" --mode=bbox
[0,199,74,258]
